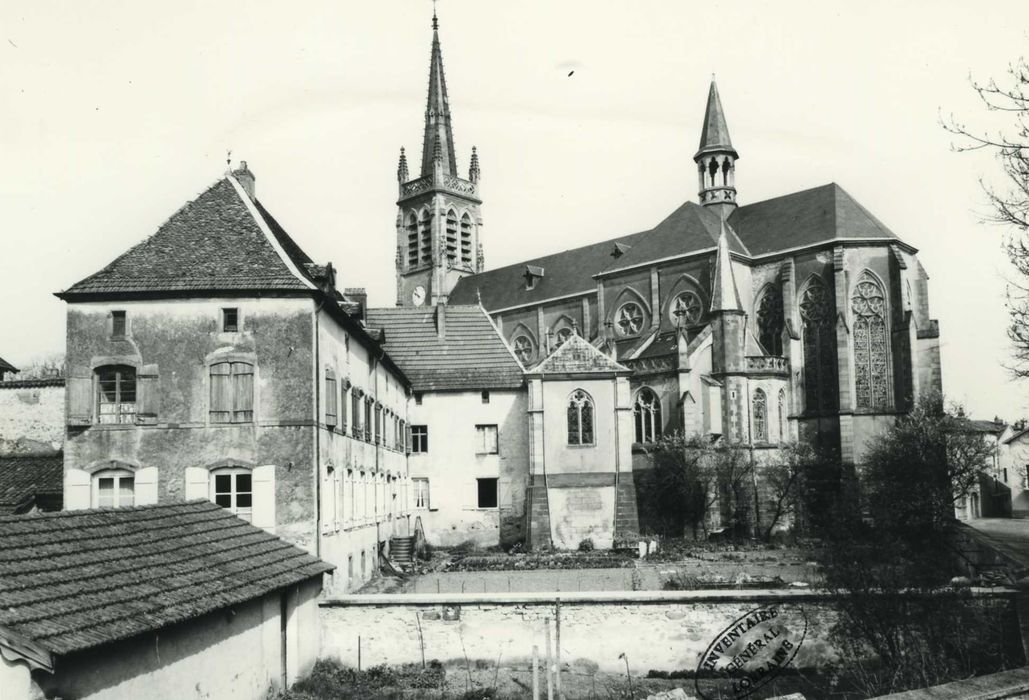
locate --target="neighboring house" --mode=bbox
[0,356,17,381]
[953,418,1010,520]
[1000,424,1029,518]
[0,500,332,700]
[0,452,62,514]
[55,163,411,592]
[0,377,65,455]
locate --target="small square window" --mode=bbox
[477,477,498,509]
[481,390,490,404]
[111,311,127,338]
[223,308,239,332]
[476,424,499,455]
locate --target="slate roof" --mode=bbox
[58,176,315,297]
[0,501,332,661]
[450,183,904,313]
[529,334,630,375]
[364,305,524,391]
[0,356,17,374]
[0,453,63,515]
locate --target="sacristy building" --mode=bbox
[56,14,942,579]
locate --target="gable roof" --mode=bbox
[0,356,17,374]
[364,305,524,391]
[451,183,905,313]
[0,501,332,663]
[0,453,63,515]
[58,175,317,298]
[528,334,630,375]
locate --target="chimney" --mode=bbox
[232,161,256,199]
[344,287,367,321]
[435,303,446,339]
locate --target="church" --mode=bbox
[54,12,942,584]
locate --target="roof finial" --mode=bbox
[226,149,232,169]
[432,0,438,30]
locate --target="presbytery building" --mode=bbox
[55,13,943,578]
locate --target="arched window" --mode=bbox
[445,209,458,264]
[405,211,419,267]
[851,272,891,410]
[567,390,595,446]
[96,365,137,424]
[550,317,575,350]
[669,290,704,327]
[756,285,784,355]
[778,389,787,442]
[511,331,537,364]
[210,361,254,424]
[615,301,646,337]
[211,467,252,522]
[752,389,768,443]
[460,213,473,266]
[93,468,135,508]
[799,278,838,414]
[634,388,662,443]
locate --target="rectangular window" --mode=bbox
[213,470,252,522]
[95,472,135,508]
[340,384,348,434]
[351,391,361,435]
[481,390,490,404]
[97,365,137,424]
[477,477,498,508]
[413,478,430,509]
[476,424,499,454]
[415,393,423,405]
[111,310,127,338]
[222,308,239,332]
[325,373,337,427]
[411,425,428,453]
[210,362,254,423]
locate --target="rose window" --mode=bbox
[669,291,703,326]
[615,302,645,336]
[512,335,535,363]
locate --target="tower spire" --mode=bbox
[710,219,742,312]
[421,8,458,177]
[694,79,739,210]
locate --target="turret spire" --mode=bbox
[397,147,409,183]
[694,79,739,210]
[469,146,480,183]
[421,10,458,177]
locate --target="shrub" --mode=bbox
[577,538,594,552]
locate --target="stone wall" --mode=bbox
[0,380,64,454]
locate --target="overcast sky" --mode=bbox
[1,0,1028,419]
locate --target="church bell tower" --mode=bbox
[395,11,484,307]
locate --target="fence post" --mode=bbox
[555,600,563,700]
[532,644,540,700]
[545,617,554,700]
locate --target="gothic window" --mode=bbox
[752,389,768,442]
[633,388,662,444]
[567,390,595,446]
[405,212,419,267]
[756,285,784,355]
[799,278,838,414]
[445,209,458,264]
[778,389,787,442]
[851,272,891,411]
[669,290,704,327]
[460,213,473,266]
[615,301,645,337]
[554,327,573,347]
[512,333,536,364]
[418,209,432,264]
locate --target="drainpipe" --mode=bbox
[313,300,325,558]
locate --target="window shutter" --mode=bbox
[64,468,91,510]
[137,364,160,425]
[499,478,511,512]
[321,473,334,535]
[135,466,159,505]
[406,424,413,454]
[209,363,232,422]
[334,472,342,532]
[67,373,93,426]
[184,467,209,501]
[325,376,337,427]
[232,363,254,422]
[252,464,276,533]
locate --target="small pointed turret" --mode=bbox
[421,11,458,177]
[694,79,739,210]
[397,147,409,184]
[710,220,742,312]
[469,146,480,184]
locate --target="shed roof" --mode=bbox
[364,305,524,391]
[0,501,332,659]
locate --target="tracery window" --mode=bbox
[615,301,645,336]
[567,390,595,446]
[799,279,838,414]
[756,286,784,355]
[752,389,768,442]
[512,334,536,364]
[633,388,662,443]
[553,326,573,348]
[669,290,703,327]
[778,389,787,442]
[851,272,891,411]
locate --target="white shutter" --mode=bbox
[252,465,277,533]
[135,467,159,506]
[334,472,342,532]
[184,467,209,501]
[64,469,91,510]
[321,472,334,535]
[499,478,511,512]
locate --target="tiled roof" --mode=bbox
[365,305,524,391]
[0,501,333,658]
[529,334,629,375]
[58,177,314,297]
[957,419,1008,435]
[0,356,17,374]
[0,378,64,390]
[0,453,63,515]
[451,183,903,313]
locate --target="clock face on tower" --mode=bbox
[412,285,427,306]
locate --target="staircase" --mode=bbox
[390,535,415,570]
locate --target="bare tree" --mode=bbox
[945,56,1029,373]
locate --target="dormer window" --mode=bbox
[524,265,544,291]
